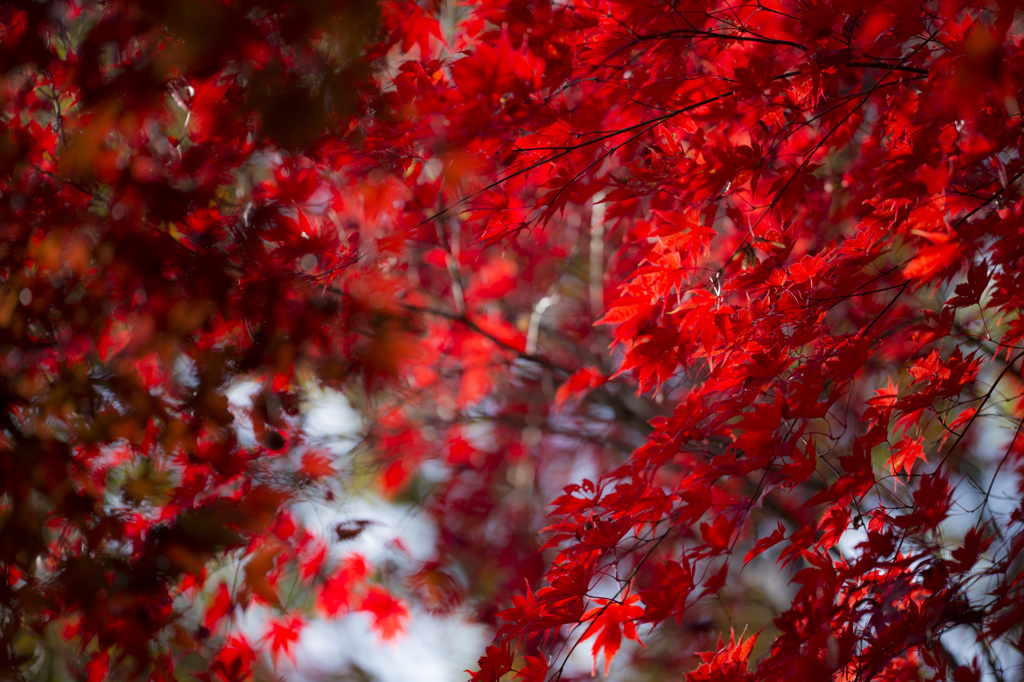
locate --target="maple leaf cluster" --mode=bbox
[3,0,1024,680]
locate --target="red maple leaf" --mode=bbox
[686,629,758,682]
[360,586,409,640]
[266,616,303,665]
[904,233,963,281]
[581,592,645,675]
[889,436,927,477]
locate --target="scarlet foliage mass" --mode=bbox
[2,0,1024,680]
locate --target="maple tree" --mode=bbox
[3,0,1024,680]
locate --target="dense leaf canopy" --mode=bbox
[2,0,1024,680]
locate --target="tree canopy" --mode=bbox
[2,0,1024,680]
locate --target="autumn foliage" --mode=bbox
[2,0,1024,680]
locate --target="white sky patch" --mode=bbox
[293,495,439,566]
[226,379,261,447]
[302,387,362,447]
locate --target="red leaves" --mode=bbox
[888,436,927,477]
[470,644,513,682]
[638,559,695,625]
[816,505,850,549]
[513,654,550,681]
[597,295,657,342]
[465,257,519,300]
[450,26,544,105]
[581,592,645,676]
[554,366,606,408]
[312,555,408,642]
[84,651,110,682]
[360,586,410,641]
[266,616,303,665]
[298,451,335,480]
[381,0,447,56]
[699,515,735,552]
[686,630,758,682]
[7,0,1024,679]
[318,554,370,617]
[499,580,586,635]
[204,583,234,632]
[744,522,786,563]
[904,232,963,281]
[209,635,257,682]
[950,526,992,572]
[947,261,989,309]
[905,473,953,531]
